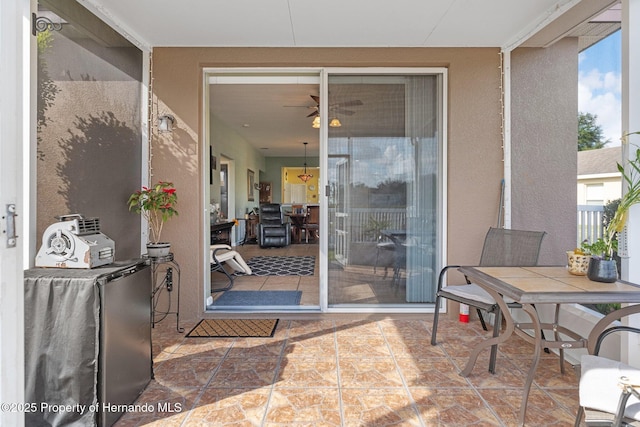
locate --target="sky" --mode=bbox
[578,30,621,146]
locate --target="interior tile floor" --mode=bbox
[116,315,582,426]
[211,243,321,306]
[211,242,411,306]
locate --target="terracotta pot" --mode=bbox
[587,258,618,283]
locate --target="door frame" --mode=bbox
[200,67,447,313]
[322,67,448,313]
[202,67,324,312]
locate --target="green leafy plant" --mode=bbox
[128,181,178,244]
[581,237,617,259]
[363,217,391,242]
[586,135,640,260]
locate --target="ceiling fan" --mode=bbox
[306,95,363,118]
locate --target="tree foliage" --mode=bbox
[578,112,609,151]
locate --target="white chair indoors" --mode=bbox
[210,244,252,293]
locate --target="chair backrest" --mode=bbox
[479,227,546,267]
[306,205,319,225]
[259,203,283,226]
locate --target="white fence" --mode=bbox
[327,208,406,243]
[577,205,604,245]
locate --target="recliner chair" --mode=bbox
[258,203,291,248]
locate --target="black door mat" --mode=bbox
[186,319,279,338]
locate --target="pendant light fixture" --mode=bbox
[298,142,313,182]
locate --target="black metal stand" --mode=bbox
[145,253,183,333]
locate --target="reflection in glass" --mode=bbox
[327,74,442,306]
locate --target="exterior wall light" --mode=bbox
[158,114,175,132]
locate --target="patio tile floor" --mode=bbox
[116,316,581,426]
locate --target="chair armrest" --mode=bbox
[594,326,640,355]
[210,244,232,263]
[436,265,461,292]
[614,375,640,425]
[210,244,232,251]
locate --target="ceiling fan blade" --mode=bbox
[310,95,320,105]
[306,110,319,118]
[333,108,355,116]
[334,99,363,108]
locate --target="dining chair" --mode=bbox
[430,227,546,373]
[575,326,640,426]
[301,205,319,243]
[210,244,252,292]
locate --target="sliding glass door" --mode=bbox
[326,70,446,306]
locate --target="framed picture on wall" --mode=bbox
[209,147,216,184]
[247,169,255,201]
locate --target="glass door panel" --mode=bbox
[326,72,443,306]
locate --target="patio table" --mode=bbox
[457,265,640,426]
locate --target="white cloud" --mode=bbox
[578,68,622,145]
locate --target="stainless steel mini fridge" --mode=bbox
[25,260,152,427]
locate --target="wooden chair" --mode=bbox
[301,205,319,243]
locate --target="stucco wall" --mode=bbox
[511,39,578,265]
[36,27,143,261]
[151,47,508,321]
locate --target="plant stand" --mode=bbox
[145,253,183,332]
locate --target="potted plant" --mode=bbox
[128,181,178,257]
[582,135,640,282]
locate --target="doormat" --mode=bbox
[186,319,279,338]
[246,256,315,276]
[210,290,302,307]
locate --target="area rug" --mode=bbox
[210,290,302,306]
[186,319,279,338]
[246,255,315,276]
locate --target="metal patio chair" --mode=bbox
[575,326,640,427]
[430,227,546,373]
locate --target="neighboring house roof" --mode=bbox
[578,146,622,176]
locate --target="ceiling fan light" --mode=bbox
[312,116,320,128]
[329,117,342,127]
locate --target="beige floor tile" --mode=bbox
[116,316,581,426]
[114,382,199,426]
[153,353,223,388]
[396,357,471,387]
[410,387,502,426]
[336,335,393,357]
[478,387,576,426]
[264,388,341,426]
[275,358,339,387]
[185,387,271,426]
[211,358,281,388]
[385,337,448,358]
[340,387,421,427]
[338,357,405,388]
